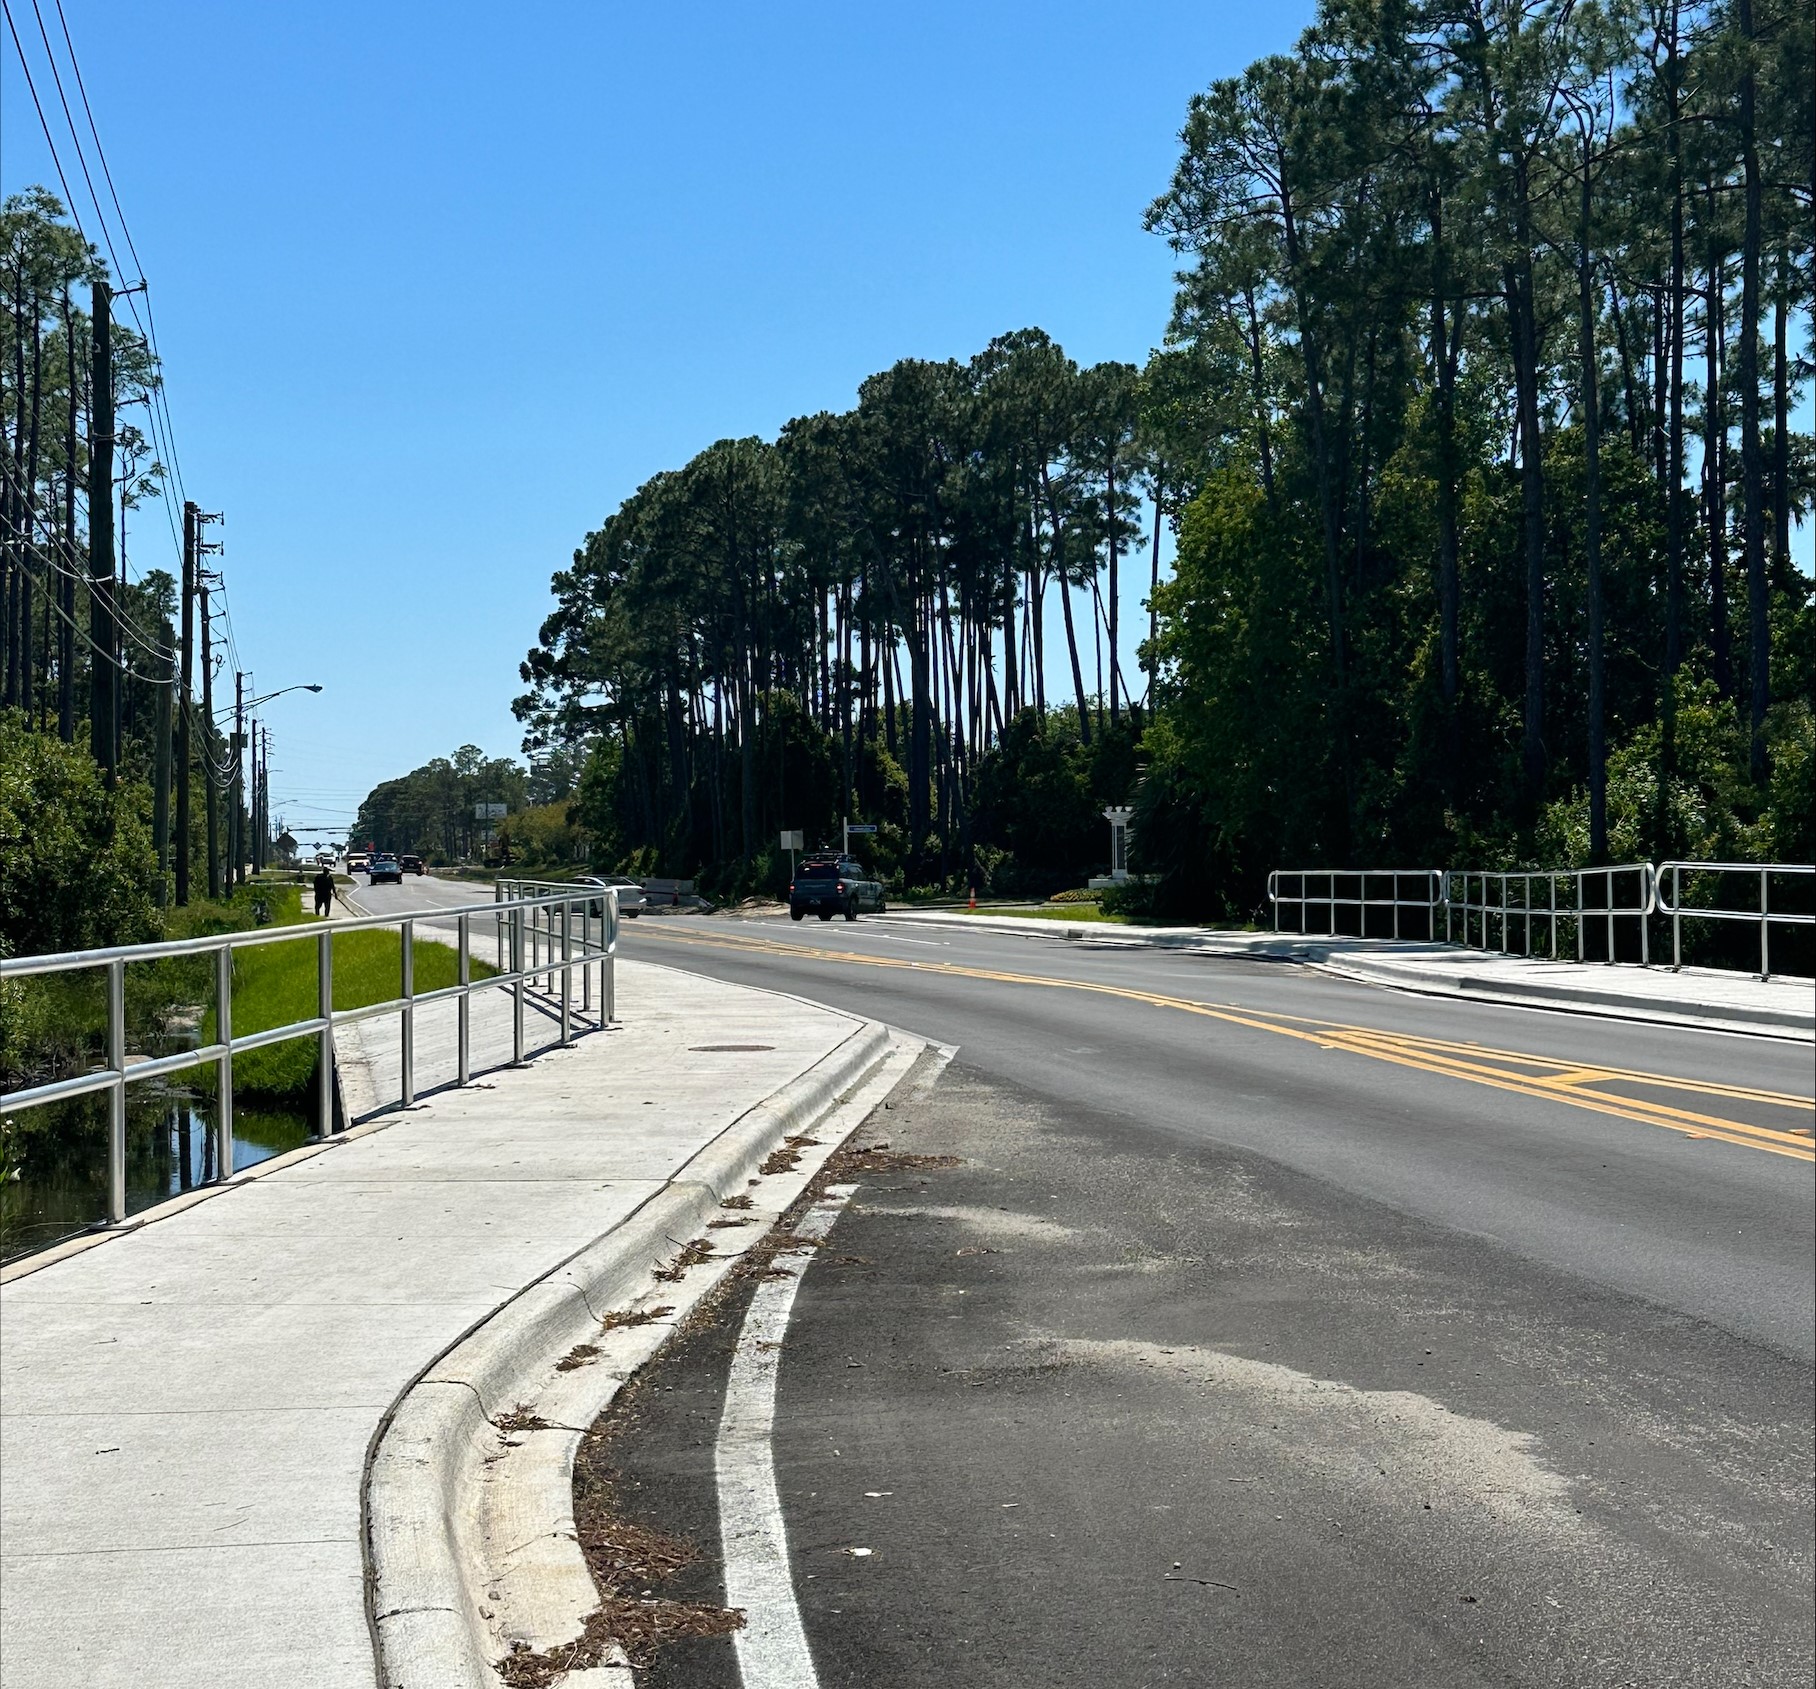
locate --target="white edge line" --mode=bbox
[715,1185,856,1689]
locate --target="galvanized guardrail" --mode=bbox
[1442,864,1655,964]
[1270,860,1813,978]
[0,885,617,1227]
[1654,861,1815,977]
[1264,870,1446,941]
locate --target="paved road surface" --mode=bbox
[350,885,1816,1684]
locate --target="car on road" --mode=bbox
[368,853,404,885]
[788,855,886,921]
[575,874,646,917]
[400,854,425,875]
[347,852,369,873]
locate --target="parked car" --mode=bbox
[400,854,425,875]
[788,855,886,921]
[368,853,404,885]
[574,875,646,917]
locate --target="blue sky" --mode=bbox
[8,3,1804,844]
[5,1,1316,840]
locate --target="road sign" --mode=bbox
[780,830,804,851]
[846,823,878,835]
[475,802,507,820]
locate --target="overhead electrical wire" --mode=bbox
[3,0,252,698]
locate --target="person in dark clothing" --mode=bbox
[313,866,335,918]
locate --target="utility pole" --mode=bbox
[57,289,78,743]
[176,504,195,904]
[153,618,172,905]
[200,579,220,899]
[250,721,263,873]
[231,670,245,889]
[87,279,116,781]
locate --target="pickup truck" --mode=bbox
[788,856,886,921]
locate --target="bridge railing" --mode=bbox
[1265,869,1446,941]
[1269,859,1813,979]
[1441,865,1655,964]
[0,885,617,1230]
[1654,861,1815,978]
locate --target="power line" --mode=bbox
[0,0,90,247]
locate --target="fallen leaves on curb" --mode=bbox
[495,1405,552,1434]
[599,1305,674,1333]
[652,1238,716,1282]
[555,1343,601,1372]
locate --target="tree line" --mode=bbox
[1,189,252,953]
[509,0,1809,909]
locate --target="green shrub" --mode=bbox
[0,713,159,956]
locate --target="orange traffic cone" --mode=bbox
[969,887,976,910]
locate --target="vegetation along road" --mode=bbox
[579,912,1813,1688]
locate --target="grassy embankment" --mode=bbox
[209,919,496,1096]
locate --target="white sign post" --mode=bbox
[780,829,804,880]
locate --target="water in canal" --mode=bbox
[0,1084,311,1264]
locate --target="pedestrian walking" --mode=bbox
[313,865,335,919]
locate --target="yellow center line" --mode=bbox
[630,925,1815,1161]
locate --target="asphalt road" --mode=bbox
[352,884,1816,1684]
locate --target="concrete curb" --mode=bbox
[364,1016,893,1689]
[877,912,1813,1039]
[1314,952,1815,1038]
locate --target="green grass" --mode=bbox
[205,930,496,1097]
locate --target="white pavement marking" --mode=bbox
[716,1187,856,1689]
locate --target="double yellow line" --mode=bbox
[634,924,1815,1162]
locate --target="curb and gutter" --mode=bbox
[364,1017,900,1689]
[875,911,1814,1040]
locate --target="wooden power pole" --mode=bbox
[176,503,195,905]
[86,279,116,780]
[200,578,220,899]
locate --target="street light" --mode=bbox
[211,681,323,721]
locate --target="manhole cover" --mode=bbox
[689,1044,775,1053]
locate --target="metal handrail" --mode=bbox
[1266,869,1446,941]
[1441,864,1655,965]
[1653,860,1815,979]
[0,885,618,1228]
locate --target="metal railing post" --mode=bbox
[315,930,333,1138]
[1605,870,1615,965]
[1575,873,1585,962]
[1760,866,1770,979]
[605,890,617,1023]
[1639,866,1651,967]
[512,905,525,1064]
[559,898,572,1046]
[106,957,127,1224]
[1672,864,1681,970]
[216,945,235,1179]
[400,919,415,1106]
[457,914,471,1085]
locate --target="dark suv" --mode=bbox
[788,855,886,922]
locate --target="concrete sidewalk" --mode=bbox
[878,910,1814,1037]
[0,959,873,1689]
